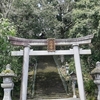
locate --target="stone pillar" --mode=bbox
[70,72,77,98]
[73,45,86,100]
[72,80,77,98]
[0,64,16,100]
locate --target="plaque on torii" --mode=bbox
[47,38,55,52]
[8,35,94,100]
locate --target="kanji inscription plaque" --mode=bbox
[47,38,55,52]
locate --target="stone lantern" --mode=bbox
[70,72,77,98]
[0,64,16,100]
[65,62,69,75]
[91,61,100,100]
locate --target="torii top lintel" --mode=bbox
[8,34,94,46]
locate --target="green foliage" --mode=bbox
[85,79,96,94]
[0,18,16,36]
[87,95,96,100]
[0,17,16,70]
[9,0,74,39]
[10,0,54,38]
[0,0,15,18]
[69,0,100,37]
[84,79,96,100]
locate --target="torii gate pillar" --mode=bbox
[20,46,30,100]
[73,44,86,100]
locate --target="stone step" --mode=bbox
[28,98,80,100]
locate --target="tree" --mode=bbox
[0,17,16,70]
[9,0,74,39]
[69,0,100,69]
[0,0,15,18]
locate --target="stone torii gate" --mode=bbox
[8,35,94,100]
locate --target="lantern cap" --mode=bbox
[0,64,16,77]
[91,61,100,74]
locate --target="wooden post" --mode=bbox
[20,45,30,100]
[73,45,86,100]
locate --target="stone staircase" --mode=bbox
[27,56,79,100]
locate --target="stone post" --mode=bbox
[0,64,16,100]
[91,61,100,100]
[72,80,77,98]
[70,72,77,98]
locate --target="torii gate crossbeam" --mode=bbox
[8,35,94,100]
[11,49,91,56]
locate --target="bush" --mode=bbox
[84,79,96,100]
